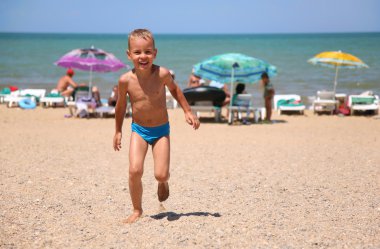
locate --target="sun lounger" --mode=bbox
[94,106,116,118]
[1,89,18,104]
[347,95,379,115]
[313,91,338,115]
[273,94,305,115]
[191,101,222,122]
[4,89,46,108]
[166,87,178,109]
[40,91,67,107]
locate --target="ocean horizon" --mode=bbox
[1,32,379,106]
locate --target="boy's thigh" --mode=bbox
[129,132,149,167]
[152,136,170,173]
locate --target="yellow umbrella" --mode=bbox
[308,50,368,94]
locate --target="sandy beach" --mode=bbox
[1,106,379,248]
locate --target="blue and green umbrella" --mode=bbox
[193,53,277,122]
[193,53,277,84]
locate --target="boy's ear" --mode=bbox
[153,48,158,58]
[126,49,131,59]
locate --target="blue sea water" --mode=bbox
[0,32,379,105]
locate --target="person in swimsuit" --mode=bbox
[113,29,200,223]
[55,68,78,97]
[261,72,275,122]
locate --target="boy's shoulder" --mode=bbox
[155,65,171,78]
[119,70,135,83]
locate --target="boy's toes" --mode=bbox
[157,182,169,202]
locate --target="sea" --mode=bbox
[1,32,379,106]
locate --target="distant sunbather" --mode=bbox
[261,72,275,122]
[187,73,202,88]
[108,85,118,107]
[55,68,78,97]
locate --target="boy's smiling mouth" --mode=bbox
[139,61,149,66]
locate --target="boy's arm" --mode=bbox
[113,75,128,151]
[164,71,200,130]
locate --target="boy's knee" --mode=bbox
[129,167,143,179]
[154,172,170,183]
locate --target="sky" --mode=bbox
[0,0,379,34]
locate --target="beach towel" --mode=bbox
[1,88,11,94]
[277,99,303,107]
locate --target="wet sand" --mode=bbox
[1,106,379,248]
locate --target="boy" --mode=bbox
[113,29,200,223]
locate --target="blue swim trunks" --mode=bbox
[131,122,170,145]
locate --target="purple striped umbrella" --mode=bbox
[55,46,128,97]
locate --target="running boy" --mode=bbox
[113,29,200,223]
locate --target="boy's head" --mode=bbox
[127,29,157,70]
[128,29,155,50]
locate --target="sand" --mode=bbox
[1,106,379,248]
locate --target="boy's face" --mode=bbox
[127,37,157,71]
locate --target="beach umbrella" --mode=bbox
[55,46,128,98]
[308,50,368,94]
[193,53,277,122]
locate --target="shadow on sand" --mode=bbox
[150,211,221,221]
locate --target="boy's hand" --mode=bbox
[113,132,122,151]
[185,111,200,130]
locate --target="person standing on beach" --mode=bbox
[261,72,275,122]
[113,29,200,223]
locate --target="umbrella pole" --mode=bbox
[333,65,339,96]
[89,66,93,98]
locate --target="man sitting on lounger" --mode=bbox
[55,68,78,97]
[55,68,102,106]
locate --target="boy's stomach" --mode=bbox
[131,106,169,127]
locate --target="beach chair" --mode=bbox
[191,101,222,122]
[228,94,261,124]
[67,86,93,117]
[273,94,305,115]
[347,94,379,115]
[40,90,67,107]
[166,87,178,109]
[312,91,338,115]
[0,87,20,104]
[3,89,46,108]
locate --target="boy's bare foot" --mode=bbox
[157,182,169,202]
[123,210,142,224]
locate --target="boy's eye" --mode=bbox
[145,51,152,55]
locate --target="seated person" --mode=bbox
[108,85,118,107]
[74,84,102,109]
[232,83,248,106]
[232,83,250,124]
[209,80,230,107]
[55,68,78,97]
[187,73,205,88]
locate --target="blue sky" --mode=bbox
[1,0,379,34]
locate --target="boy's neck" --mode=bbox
[134,65,157,79]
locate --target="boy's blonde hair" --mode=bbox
[128,29,155,49]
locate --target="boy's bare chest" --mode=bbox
[130,81,164,100]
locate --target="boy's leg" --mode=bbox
[152,135,170,202]
[125,132,148,223]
